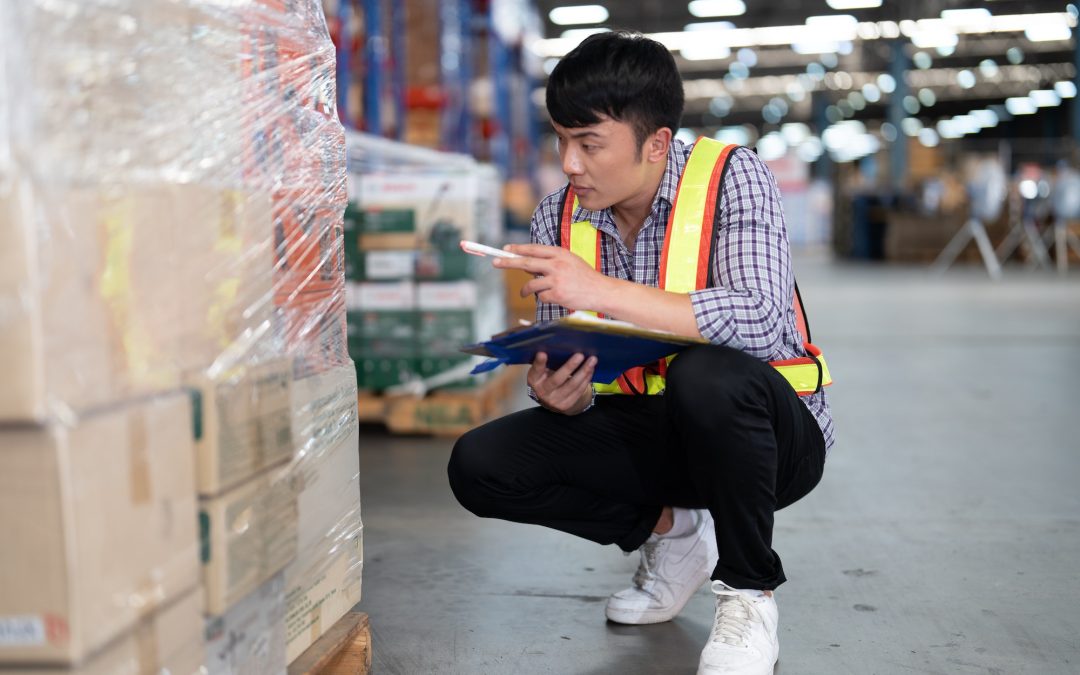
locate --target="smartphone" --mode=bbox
[460,240,521,259]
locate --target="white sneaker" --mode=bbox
[605,509,717,624]
[696,581,780,675]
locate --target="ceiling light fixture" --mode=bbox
[825,0,882,9]
[1005,97,1037,115]
[549,4,609,26]
[687,0,746,18]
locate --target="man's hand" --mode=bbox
[493,244,612,312]
[529,351,597,415]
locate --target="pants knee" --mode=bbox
[447,429,500,518]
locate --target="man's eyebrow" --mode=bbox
[567,129,603,139]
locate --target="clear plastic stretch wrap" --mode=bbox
[0,0,362,670]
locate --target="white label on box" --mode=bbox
[417,281,478,310]
[0,615,46,647]
[348,281,415,311]
[365,251,415,279]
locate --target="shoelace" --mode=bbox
[631,538,666,590]
[708,581,763,647]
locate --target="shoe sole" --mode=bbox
[604,570,711,625]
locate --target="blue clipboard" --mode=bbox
[461,313,708,383]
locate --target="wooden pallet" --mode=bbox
[357,365,523,437]
[287,612,371,675]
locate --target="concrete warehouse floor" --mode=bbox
[355,254,1080,675]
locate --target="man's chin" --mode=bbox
[575,191,608,211]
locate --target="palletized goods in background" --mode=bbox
[0,0,361,672]
[343,134,508,397]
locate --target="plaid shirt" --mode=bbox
[530,138,834,450]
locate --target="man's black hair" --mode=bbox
[546,31,684,154]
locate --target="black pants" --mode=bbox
[447,345,827,590]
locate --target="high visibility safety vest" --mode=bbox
[557,137,833,397]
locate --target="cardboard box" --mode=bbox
[189,358,294,496]
[0,183,276,423]
[353,171,478,246]
[200,463,298,616]
[285,366,363,663]
[0,394,200,664]
[205,574,286,675]
[5,589,206,675]
[284,532,363,664]
[345,281,419,390]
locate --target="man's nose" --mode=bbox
[562,148,583,176]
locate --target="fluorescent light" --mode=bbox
[951,115,981,135]
[979,59,1000,78]
[806,14,858,31]
[941,8,991,21]
[714,126,751,146]
[956,69,976,89]
[549,4,609,26]
[688,0,746,18]
[911,20,958,49]
[918,128,940,147]
[561,27,610,39]
[936,120,963,139]
[756,133,788,161]
[901,117,923,136]
[877,21,901,38]
[825,0,882,9]
[970,109,999,128]
[675,128,699,145]
[781,123,811,145]
[941,8,992,29]
[1029,89,1062,107]
[681,43,732,60]
[684,21,735,31]
[877,73,896,94]
[796,138,823,163]
[1056,81,1078,99]
[1005,97,1037,115]
[1024,22,1072,42]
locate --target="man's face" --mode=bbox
[553,116,652,212]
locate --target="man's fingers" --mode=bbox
[564,356,597,391]
[504,243,561,258]
[527,352,549,388]
[520,276,553,299]
[551,353,585,386]
[493,256,550,275]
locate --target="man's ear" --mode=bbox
[645,127,672,163]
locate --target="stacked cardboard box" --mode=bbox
[283,365,363,662]
[1,0,358,672]
[343,133,507,393]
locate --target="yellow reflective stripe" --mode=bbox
[773,356,833,395]
[568,200,601,319]
[593,372,666,395]
[663,139,726,293]
[594,379,622,394]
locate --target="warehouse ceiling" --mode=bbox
[529,0,1077,149]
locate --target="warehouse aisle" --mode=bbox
[356,256,1080,675]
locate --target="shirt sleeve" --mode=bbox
[688,148,794,361]
[530,191,570,325]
